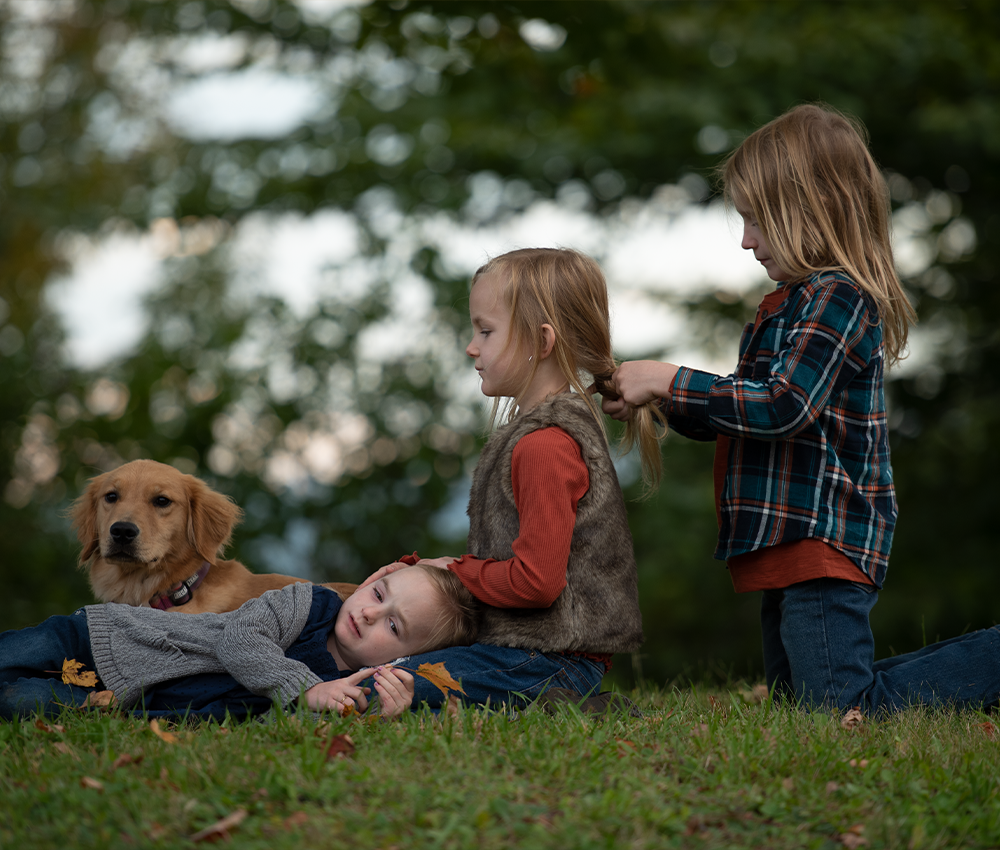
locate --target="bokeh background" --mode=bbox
[2,0,997,690]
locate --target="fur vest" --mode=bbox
[467,393,643,654]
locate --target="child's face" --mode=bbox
[739,211,791,282]
[332,568,442,670]
[466,272,529,398]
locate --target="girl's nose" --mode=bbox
[741,223,757,251]
[466,339,477,358]
[360,606,375,624]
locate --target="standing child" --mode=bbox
[364,248,660,710]
[0,563,478,721]
[604,103,1000,713]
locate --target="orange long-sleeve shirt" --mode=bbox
[449,426,589,608]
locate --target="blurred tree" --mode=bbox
[1,0,997,687]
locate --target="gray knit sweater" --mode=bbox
[85,582,321,710]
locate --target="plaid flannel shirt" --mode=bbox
[665,271,897,587]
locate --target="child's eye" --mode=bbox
[373,587,383,603]
[389,619,399,636]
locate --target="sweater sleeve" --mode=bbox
[215,582,323,706]
[448,427,589,608]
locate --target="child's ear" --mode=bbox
[539,323,557,359]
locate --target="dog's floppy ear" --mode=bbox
[186,474,244,561]
[70,471,105,565]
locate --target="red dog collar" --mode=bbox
[149,562,211,610]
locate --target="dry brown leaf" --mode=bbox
[445,693,461,720]
[324,733,355,760]
[81,690,116,709]
[61,658,99,688]
[190,808,248,843]
[80,776,104,791]
[149,719,179,744]
[52,741,79,760]
[284,811,309,831]
[415,661,466,698]
[340,702,357,718]
[840,708,864,730]
[839,824,869,848]
[979,721,997,739]
[112,753,143,770]
[34,719,65,734]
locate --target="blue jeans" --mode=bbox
[397,643,606,710]
[0,609,97,719]
[761,578,1000,713]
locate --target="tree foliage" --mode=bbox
[1,0,997,685]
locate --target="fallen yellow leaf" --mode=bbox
[61,658,98,688]
[415,661,466,699]
[149,719,179,744]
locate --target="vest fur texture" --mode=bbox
[467,394,644,654]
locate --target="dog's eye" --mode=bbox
[104,492,118,504]
[152,496,172,508]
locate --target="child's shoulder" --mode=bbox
[794,270,875,312]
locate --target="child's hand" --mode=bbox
[357,561,408,590]
[303,669,373,714]
[373,665,415,718]
[417,556,457,570]
[604,361,680,419]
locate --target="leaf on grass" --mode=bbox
[112,753,143,770]
[81,690,116,709]
[840,708,864,730]
[284,811,309,831]
[53,741,79,760]
[340,702,357,719]
[34,719,65,734]
[415,662,465,698]
[445,694,461,720]
[190,808,248,843]
[838,824,869,848]
[61,658,98,688]
[149,719,179,744]
[324,733,355,760]
[979,721,997,739]
[80,776,104,791]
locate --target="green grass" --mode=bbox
[2,686,999,849]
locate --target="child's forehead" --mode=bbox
[385,567,435,602]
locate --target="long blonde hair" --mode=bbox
[719,103,915,365]
[472,247,665,489]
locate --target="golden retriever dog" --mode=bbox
[71,459,358,613]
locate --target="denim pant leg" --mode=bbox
[395,642,606,710]
[761,590,794,699]
[0,609,97,719]
[867,626,1000,711]
[764,578,878,711]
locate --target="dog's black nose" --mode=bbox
[110,521,139,543]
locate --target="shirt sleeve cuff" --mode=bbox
[667,365,716,419]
